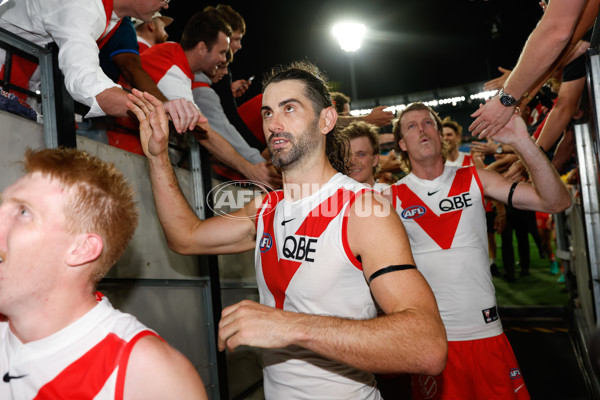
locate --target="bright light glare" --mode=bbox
[332,22,366,52]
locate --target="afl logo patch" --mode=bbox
[259,233,273,253]
[402,205,426,219]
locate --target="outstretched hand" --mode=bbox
[469,98,516,138]
[489,112,530,147]
[483,67,512,91]
[364,106,394,127]
[127,89,170,158]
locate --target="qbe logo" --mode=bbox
[402,205,426,219]
[259,233,273,253]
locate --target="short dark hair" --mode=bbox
[263,61,350,174]
[342,121,380,155]
[180,10,232,51]
[392,102,447,173]
[331,91,351,114]
[211,4,246,35]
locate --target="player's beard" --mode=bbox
[268,117,321,171]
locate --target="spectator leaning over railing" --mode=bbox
[0,0,202,134]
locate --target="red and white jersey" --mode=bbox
[140,42,194,102]
[136,37,151,54]
[445,151,473,167]
[0,297,156,399]
[255,173,381,399]
[389,165,503,341]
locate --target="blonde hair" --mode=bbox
[392,102,449,173]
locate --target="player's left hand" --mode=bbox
[127,89,170,159]
[218,300,299,352]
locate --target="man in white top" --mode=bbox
[384,102,570,399]
[0,0,201,133]
[0,147,207,399]
[127,61,447,399]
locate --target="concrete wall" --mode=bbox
[0,112,220,398]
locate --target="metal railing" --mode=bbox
[0,27,76,148]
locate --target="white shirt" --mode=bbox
[0,0,122,117]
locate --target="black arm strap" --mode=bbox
[368,264,417,284]
[508,182,519,208]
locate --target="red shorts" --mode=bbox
[412,333,530,400]
[535,212,551,230]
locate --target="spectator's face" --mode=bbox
[153,17,169,44]
[230,30,243,54]
[442,127,460,152]
[212,63,229,83]
[0,173,78,317]
[399,110,442,160]
[202,32,230,76]
[379,133,395,155]
[349,136,379,185]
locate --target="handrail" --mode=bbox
[0,26,75,148]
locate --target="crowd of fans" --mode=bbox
[0,0,596,398]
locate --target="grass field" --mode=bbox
[491,233,569,307]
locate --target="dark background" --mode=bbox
[162,0,542,105]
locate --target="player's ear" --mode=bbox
[399,139,407,152]
[66,233,103,267]
[320,106,337,135]
[373,153,380,168]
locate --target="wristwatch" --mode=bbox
[496,144,503,154]
[498,88,517,107]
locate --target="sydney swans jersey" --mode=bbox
[0,297,156,399]
[445,151,473,167]
[255,173,381,399]
[390,166,502,341]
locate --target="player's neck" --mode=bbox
[410,157,445,181]
[282,156,338,202]
[6,291,97,344]
[448,148,459,162]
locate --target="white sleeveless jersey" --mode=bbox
[0,296,155,399]
[445,151,473,168]
[255,173,381,399]
[390,165,503,341]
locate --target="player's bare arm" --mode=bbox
[127,89,259,255]
[218,191,447,375]
[476,114,571,213]
[124,335,208,400]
